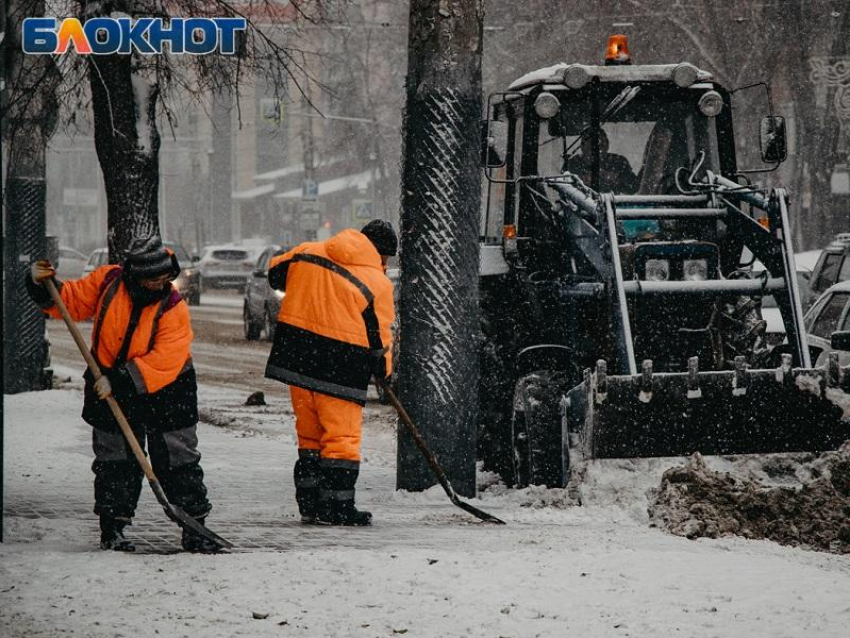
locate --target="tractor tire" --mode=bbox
[511,370,568,488]
[243,304,261,341]
[477,323,517,486]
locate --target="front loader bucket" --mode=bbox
[565,358,850,464]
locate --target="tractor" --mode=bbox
[477,36,850,488]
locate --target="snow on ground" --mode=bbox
[3,383,850,637]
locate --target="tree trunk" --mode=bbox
[88,54,161,263]
[2,0,59,393]
[396,0,484,497]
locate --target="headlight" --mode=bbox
[562,65,590,89]
[274,290,285,299]
[698,91,724,117]
[672,63,698,87]
[683,259,709,281]
[645,259,670,282]
[534,92,560,119]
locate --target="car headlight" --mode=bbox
[645,259,670,282]
[683,259,709,281]
[274,290,285,299]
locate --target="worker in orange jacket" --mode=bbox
[26,236,217,552]
[265,220,397,526]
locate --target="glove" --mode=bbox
[94,375,113,400]
[369,348,389,382]
[31,260,56,285]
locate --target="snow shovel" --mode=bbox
[377,378,505,525]
[45,279,233,550]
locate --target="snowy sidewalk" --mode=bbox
[1,380,494,554]
[3,382,850,637]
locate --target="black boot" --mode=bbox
[99,517,135,552]
[181,518,222,553]
[316,463,372,526]
[295,451,320,524]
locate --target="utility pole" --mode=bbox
[396,0,484,496]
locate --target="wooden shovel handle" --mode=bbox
[45,278,157,483]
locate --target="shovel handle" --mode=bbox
[45,278,157,483]
[377,378,455,497]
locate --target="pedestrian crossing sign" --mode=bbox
[352,199,373,221]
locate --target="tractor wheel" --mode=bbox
[243,304,261,341]
[477,326,517,486]
[511,370,568,488]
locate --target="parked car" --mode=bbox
[751,258,815,345]
[82,246,109,275]
[58,246,88,280]
[805,234,850,309]
[82,242,201,305]
[198,244,263,291]
[166,242,202,306]
[803,280,850,367]
[243,245,284,341]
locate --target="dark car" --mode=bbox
[806,233,850,309]
[167,242,202,306]
[82,241,201,306]
[243,245,284,341]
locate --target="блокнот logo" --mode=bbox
[23,17,247,55]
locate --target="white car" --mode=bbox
[198,244,263,291]
[82,247,110,275]
[58,246,89,280]
[82,243,201,305]
[751,257,815,342]
[803,280,850,367]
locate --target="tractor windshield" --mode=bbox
[536,85,721,195]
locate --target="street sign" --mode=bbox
[831,164,850,195]
[298,201,326,230]
[63,188,98,207]
[302,179,319,201]
[352,199,373,221]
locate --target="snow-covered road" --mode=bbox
[3,370,850,636]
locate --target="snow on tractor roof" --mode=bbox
[508,63,714,92]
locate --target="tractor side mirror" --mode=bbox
[830,331,850,351]
[481,120,507,168]
[760,115,787,164]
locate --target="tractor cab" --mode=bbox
[476,38,847,488]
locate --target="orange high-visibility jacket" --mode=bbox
[44,265,193,396]
[264,229,395,403]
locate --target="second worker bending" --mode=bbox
[264,221,397,526]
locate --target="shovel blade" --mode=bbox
[568,367,850,461]
[149,479,233,549]
[452,497,506,525]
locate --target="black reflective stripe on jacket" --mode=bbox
[264,254,384,404]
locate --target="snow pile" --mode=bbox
[648,444,850,554]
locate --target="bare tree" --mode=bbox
[7,0,342,262]
[3,0,61,393]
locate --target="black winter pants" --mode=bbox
[91,420,211,521]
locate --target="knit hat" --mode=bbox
[360,220,398,257]
[124,235,178,279]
